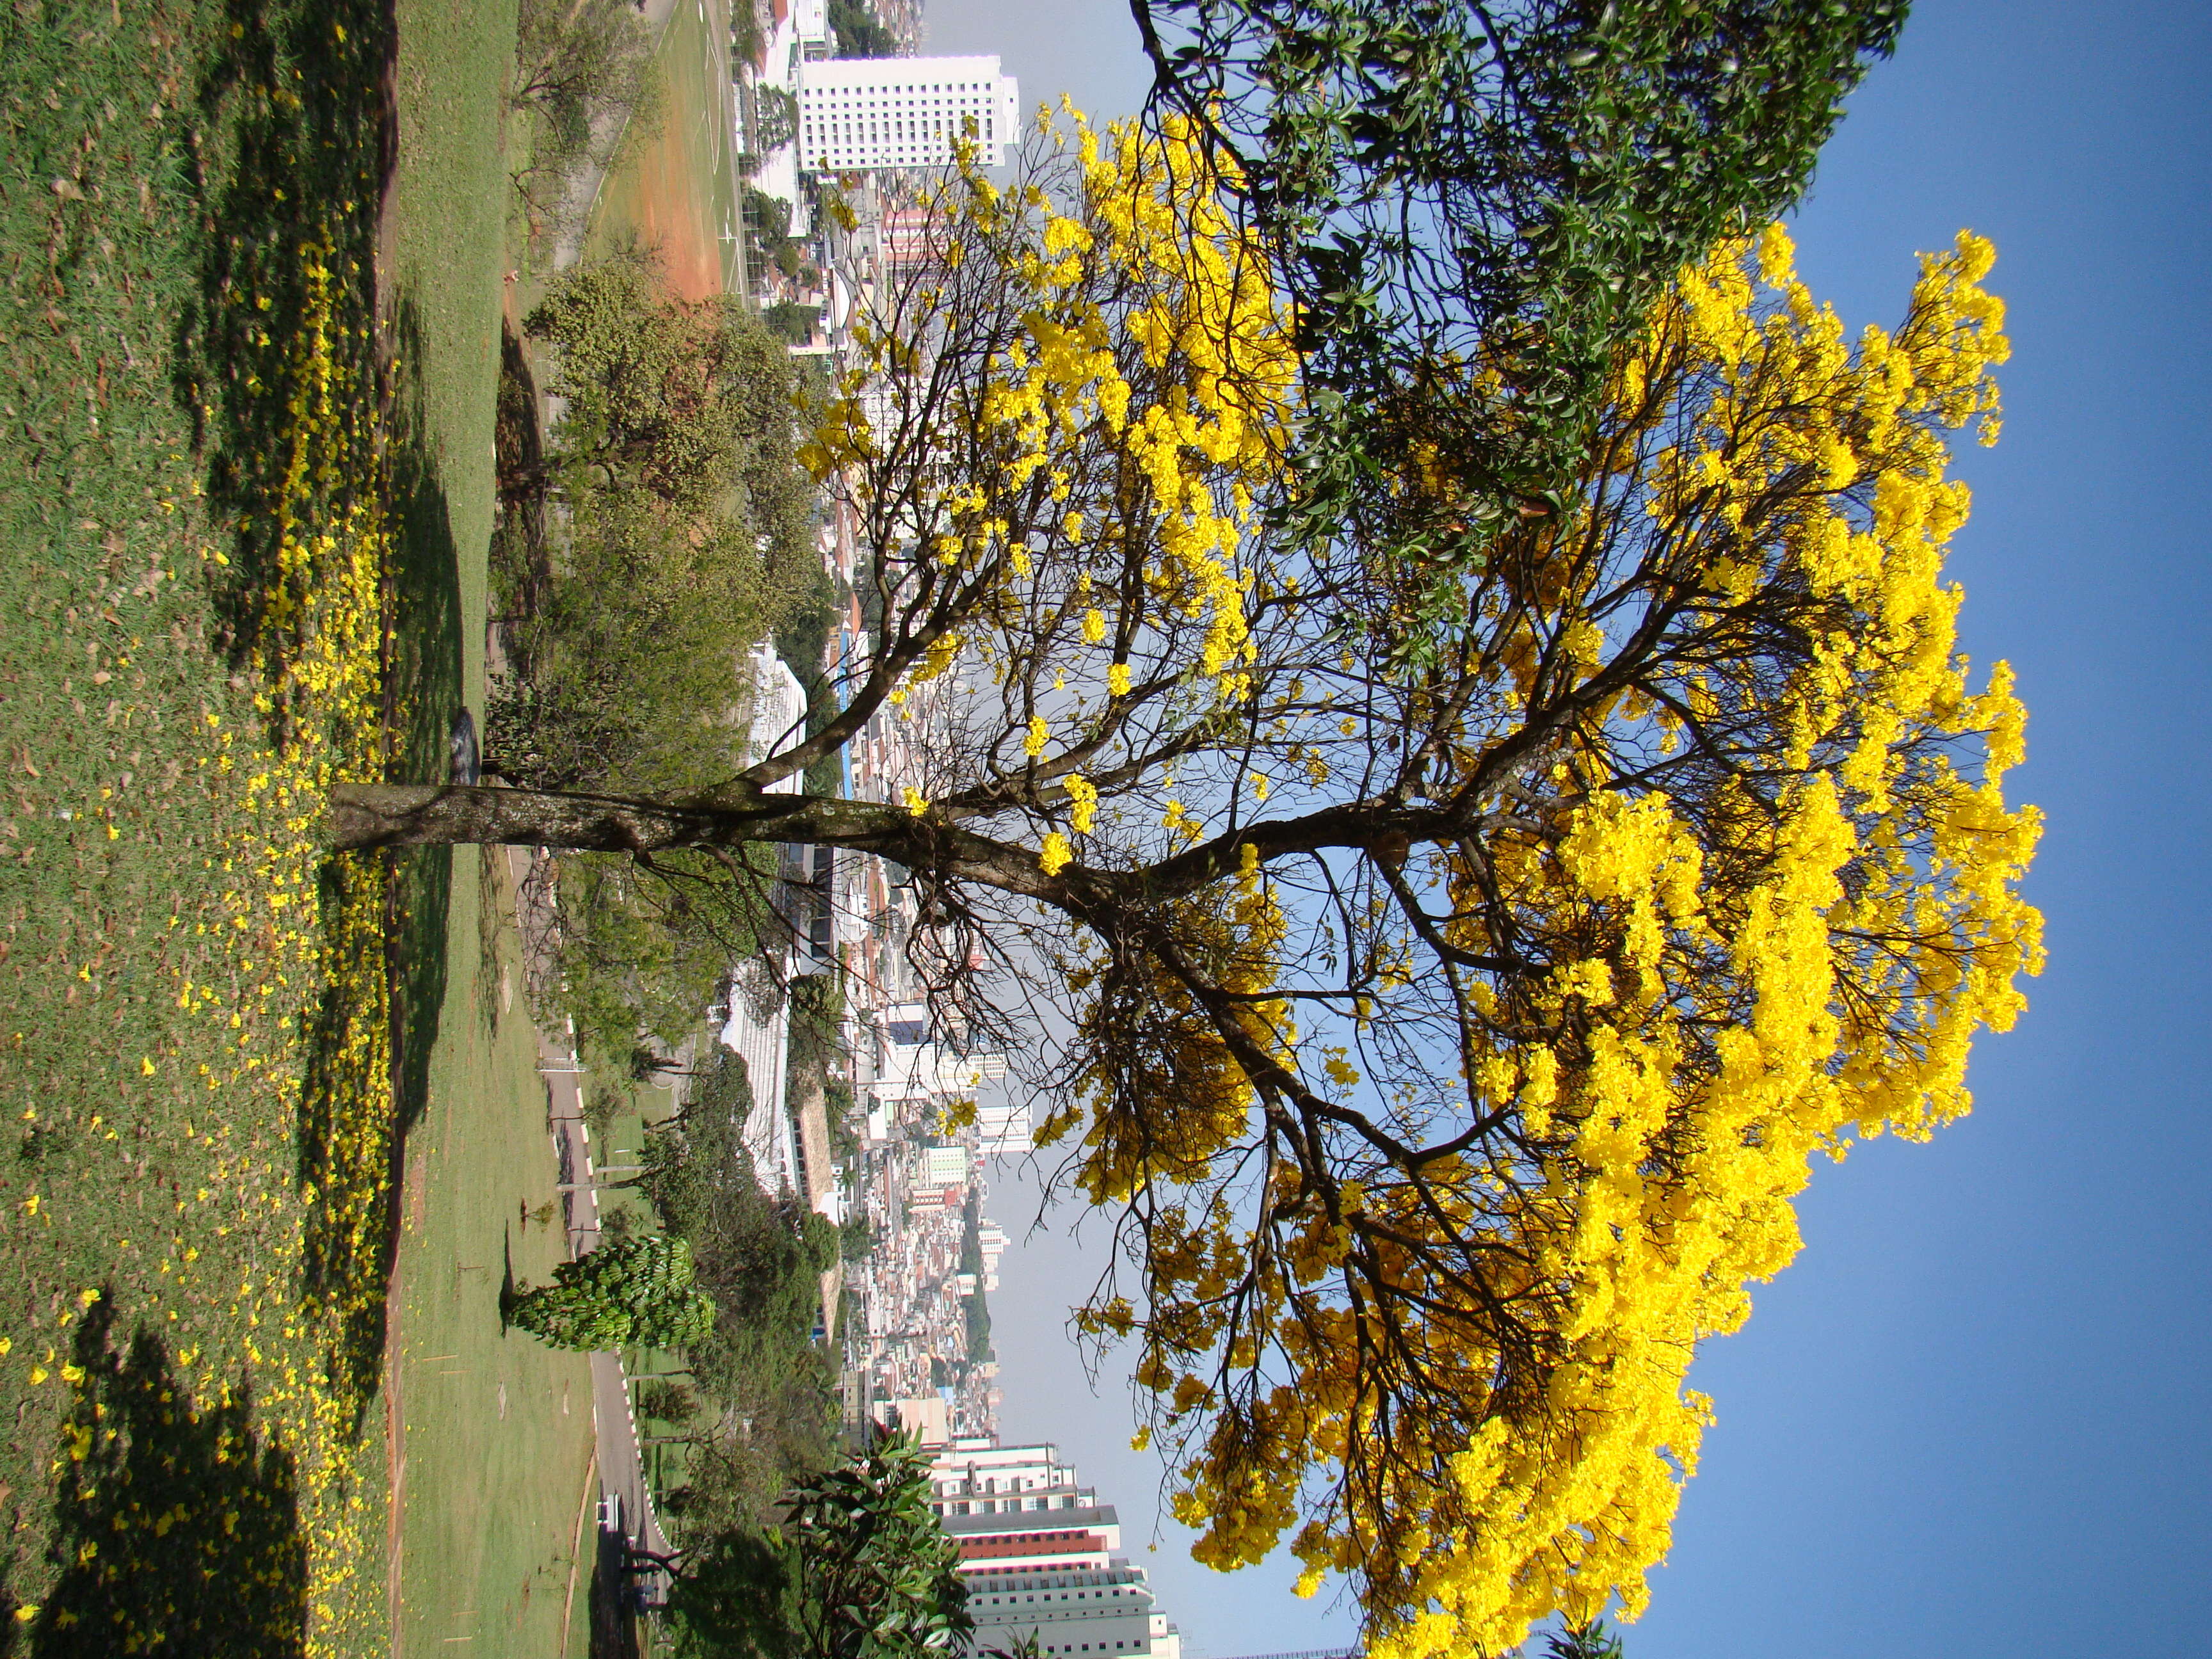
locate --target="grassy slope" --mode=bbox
[0,1,395,1648]
[378,0,601,1653]
[391,850,595,1656]
[388,0,513,737]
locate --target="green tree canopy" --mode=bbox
[827,0,897,58]
[509,1233,717,1352]
[491,248,816,797]
[671,1431,971,1659]
[1129,0,1910,621]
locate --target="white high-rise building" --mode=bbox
[929,1440,1182,1659]
[930,1438,1093,1519]
[796,55,1021,173]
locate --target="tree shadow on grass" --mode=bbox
[588,1515,644,1659]
[179,0,393,652]
[184,0,389,581]
[384,289,465,1146]
[293,293,464,1429]
[15,1300,307,1658]
[156,0,477,1459]
[159,0,410,1440]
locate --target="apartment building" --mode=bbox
[797,55,1021,172]
[930,1446,1182,1659]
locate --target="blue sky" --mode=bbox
[920,3,2212,1653]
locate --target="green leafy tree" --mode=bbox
[490,248,815,798]
[669,1525,795,1658]
[636,1377,700,1425]
[490,251,818,1061]
[641,1054,841,1342]
[509,1233,717,1352]
[780,1431,970,1659]
[755,85,801,153]
[827,0,897,58]
[1544,1621,1624,1659]
[519,248,813,559]
[540,846,771,1062]
[962,1286,993,1368]
[840,1214,876,1263]
[670,1432,970,1659]
[763,301,828,346]
[511,0,663,250]
[1127,0,1910,614]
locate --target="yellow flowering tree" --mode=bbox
[333,120,2039,1657]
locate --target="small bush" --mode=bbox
[509,1234,716,1352]
[635,1378,698,1425]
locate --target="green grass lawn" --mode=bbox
[0,0,400,1648]
[390,847,597,1657]
[0,0,576,1647]
[388,0,519,741]
[376,1,617,1653]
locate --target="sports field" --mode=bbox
[586,0,746,298]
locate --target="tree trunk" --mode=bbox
[328,780,1413,913]
[327,781,1064,902]
[333,781,896,854]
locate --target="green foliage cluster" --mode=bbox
[508,1233,717,1352]
[552,849,772,1062]
[956,1191,984,1279]
[762,300,828,347]
[1546,1621,1626,1659]
[840,1212,876,1263]
[494,248,815,794]
[962,1287,993,1370]
[636,1378,700,1426]
[671,1431,971,1659]
[491,250,821,1058]
[732,0,767,74]
[825,1077,862,1165]
[753,85,800,154]
[745,184,814,282]
[826,0,897,59]
[641,1050,844,1532]
[787,975,847,1078]
[1135,0,1909,648]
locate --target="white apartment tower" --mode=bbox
[796,56,1021,173]
[930,1439,1183,1659]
